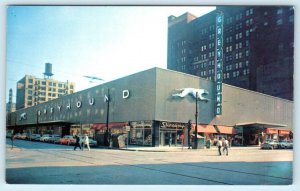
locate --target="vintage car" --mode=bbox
[29,134,41,141]
[59,135,76,145]
[40,134,51,142]
[278,140,293,149]
[261,139,279,149]
[48,135,62,143]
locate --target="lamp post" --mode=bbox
[194,92,199,149]
[36,110,39,134]
[104,89,110,147]
[187,120,192,149]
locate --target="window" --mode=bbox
[277,19,283,25]
[277,8,283,15]
[28,79,33,83]
[48,82,52,86]
[289,15,294,23]
[41,81,46,85]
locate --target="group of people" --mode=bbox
[74,134,90,151]
[216,137,229,156]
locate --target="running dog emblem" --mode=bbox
[172,88,209,101]
[20,112,27,121]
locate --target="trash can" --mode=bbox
[192,137,205,149]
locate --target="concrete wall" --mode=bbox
[154,68,293,129]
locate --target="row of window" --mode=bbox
[27,79,74,89]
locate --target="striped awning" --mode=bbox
[192,124,217,133]
[216,125,236,134]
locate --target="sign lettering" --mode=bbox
[215,12,223,115]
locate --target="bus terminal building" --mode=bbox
[6,68,293,147]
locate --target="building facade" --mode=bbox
[6,88,16,113]
[167,6,294,100]
[7,68,293,147]
[16,75,76,109]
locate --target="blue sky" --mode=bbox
[6,6,216,102]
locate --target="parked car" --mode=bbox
[59,135,75,145]
[278,140,293,149]
[19,133,28,139]
[88,138,98,147]
[261,140,279,149]
[14,133,21,139]
[48,135,61,143]
[40,134,51,142]
[29,134,41,141]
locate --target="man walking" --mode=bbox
[223,137,229,156]
[83,134,90,151]
[73,135,81,151]
[217,137,222,156]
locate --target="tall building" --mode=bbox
[6,88,16,113]
[167,6,294,100]
[16,63,76,110]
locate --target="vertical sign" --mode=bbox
[215,12,224,115]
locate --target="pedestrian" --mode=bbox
[80,135,84,150]
[73,135,81,151]
[223,137,229,156]
[10,134,15,150]
[217,137,222,156]
[84,134,90,151]
[168,134,172,147]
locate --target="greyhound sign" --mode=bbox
[172,88,209,101]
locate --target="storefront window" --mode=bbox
[129,121,153,146]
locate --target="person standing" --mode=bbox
[84,134,90,151]
[10,133,16,150]
[223,137,229,156]
[216,137,222,156]
[73,135,81,151]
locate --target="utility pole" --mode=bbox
[194,92,198,149]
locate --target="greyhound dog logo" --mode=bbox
[20,112,27,121]
[172,88,209,101]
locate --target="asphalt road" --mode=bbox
[6,139,293,185]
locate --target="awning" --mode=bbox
[278,130,290,135]
[265,128,278,134]
[192,124,217,133]
[216,125,237,134]
[92,122,128,131]
[236,121,287,128]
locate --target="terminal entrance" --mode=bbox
[159,130,183,147]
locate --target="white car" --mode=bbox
[278,140,293,149]
[40,134,51,142]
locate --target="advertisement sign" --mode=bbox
[215,12,224,115]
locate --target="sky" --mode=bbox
[6,6,216,103]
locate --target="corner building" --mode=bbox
[167,6,294,100]
[7,68,293,147]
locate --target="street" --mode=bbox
[6,139,293,185]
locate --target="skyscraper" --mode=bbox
[167,6,294,100]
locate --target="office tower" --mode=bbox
[167,6,294,100]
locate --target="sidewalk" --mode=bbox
[117,145,261,152]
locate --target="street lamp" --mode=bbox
[187,120,192,149]
[194,92,199,149]
[104,89,110,147]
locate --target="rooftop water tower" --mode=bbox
[43,63,54,79]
